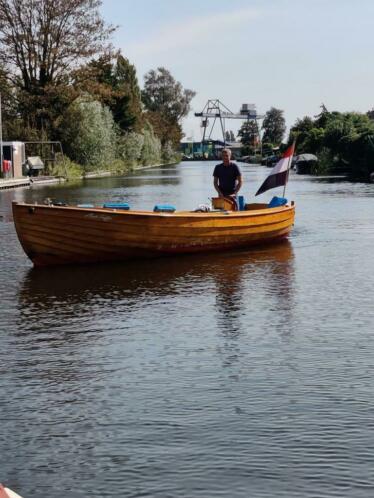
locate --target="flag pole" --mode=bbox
[282,141,295,198]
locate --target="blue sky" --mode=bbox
[101,0,374,141]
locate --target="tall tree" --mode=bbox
[0,0,115,129]
[238,120,258,154]
[142,67,195,146]
[262,107,286,145]
[112,55,143,132]
[74,53,143,132]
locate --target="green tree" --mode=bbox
[238,121,259,154]
[290,116,324,153]
[262,107,286,145]
[74,53,143,133]
[289,110,374,179]
[0,0,114,131]
[112,55,143,132]
[142,67,195,147]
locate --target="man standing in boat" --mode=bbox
[213,148,243,199]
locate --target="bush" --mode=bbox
[118,132,144,166]
[141,125,161,165]
[162,140,179,163]
[51,156,84,179]
[61,97,117,170]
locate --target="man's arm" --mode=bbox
[233,174,243,195]
[213,176,223,197]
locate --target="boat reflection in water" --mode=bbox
[18,240,294,341]
[211,241,295,369]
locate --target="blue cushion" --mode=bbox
[103,202,130,210]
[153,204,176,213]
[77,203,94,208]
[268,196,287,208]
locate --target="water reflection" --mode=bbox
[17,241,295,383]
[19,242,293,312]
[211,242,294,370]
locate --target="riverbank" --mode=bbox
[0,161,179,191]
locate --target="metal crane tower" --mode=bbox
[194,99,265,146]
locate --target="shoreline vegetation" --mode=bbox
[50,154,182,181]
[0,1,195,181]
[289,106,374,181]
[238,106,374,182]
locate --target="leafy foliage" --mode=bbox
[262,107,286,145]
[0,2,193,170]
[142,67,195,146]
[61,98,117,170]
[238,121,259,154]
[290,110,374,179]
[141,124,162,166]
[118,132,144,166]
[0,0,114,130]
[75,54,143,133]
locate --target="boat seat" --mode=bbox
[153,204,176,213]
[103,202,130,210]
[268,196,287,208]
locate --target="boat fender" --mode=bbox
[77,204,94,208]
[153,204,176,213]
[268,196,287,208]
[103,203,130,210]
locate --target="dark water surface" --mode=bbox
[1,162,374,497]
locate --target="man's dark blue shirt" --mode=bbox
[213,162,241,195]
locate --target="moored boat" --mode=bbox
[12,200,295,266]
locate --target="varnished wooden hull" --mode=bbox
[12,202,295,266]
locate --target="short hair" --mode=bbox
[222,148,231,156]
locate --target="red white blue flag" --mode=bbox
[255,143,295,196]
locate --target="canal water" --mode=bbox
[1,161,374,498]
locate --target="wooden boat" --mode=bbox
[12,200,295,266]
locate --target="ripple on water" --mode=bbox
[1,166,374,497]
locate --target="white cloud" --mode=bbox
[126,7,262,59]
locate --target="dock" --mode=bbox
[0,176,66,190]
[0,178,31,190]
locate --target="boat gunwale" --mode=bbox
[12,201,295,220]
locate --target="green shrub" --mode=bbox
[118,132,144,166]
[51,157,84,179]
[61,97,117,170]
[141,125,161,165]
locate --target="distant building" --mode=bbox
[180,140,242,160]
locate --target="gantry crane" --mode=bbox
[194,99,265,146]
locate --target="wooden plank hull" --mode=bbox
[12,202,295,266]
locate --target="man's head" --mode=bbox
[221,148,231,165]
